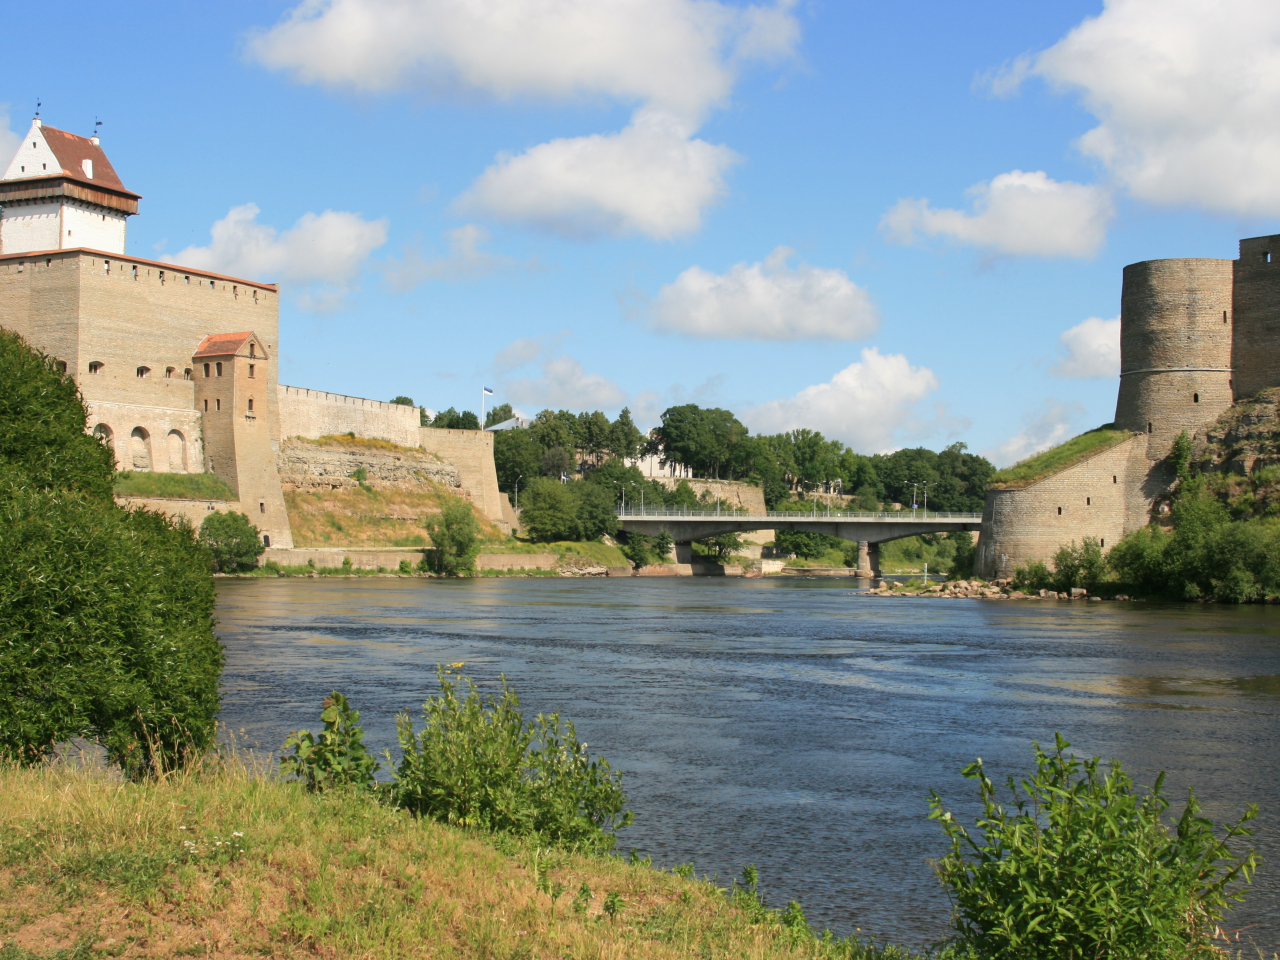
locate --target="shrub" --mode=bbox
[1010,559,1051,592]
[280,691,380,791]
[1049,536,1106,593]
[423,498,480,575]
[929,734,1258,960]
[199,511,266,572]
[391,668,633,850]
[774,529,843,559]
[619,531,672,567]
[695,532,745,561]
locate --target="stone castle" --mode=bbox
[977,236,1280,578]
[0,119,510,547]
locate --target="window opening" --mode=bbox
[248,398,254,412]
[263,535,270,548]
[215,362,223,377]
[1193,393,1200,403]
[132,265,137,279]
[203,363,210,378]
[45,259,51,267]
[1148,422,1153,433]
[1057,507,1063,515]
[1086,497,1091,505]
[165,367,175,378]
[203,400,208,412]
[1224,310,1229,323]
[89,361,103,375]
[184,275,190,284]
[259,502,265,513]
[159,270,165,284]
[1101,539,1105,548]
[1112,475,1117,484]
[248,364,255,378]
[55,360,66,374]
[249,343,255,358]
[136,366,150,378]
[184,368,192,380]
[215,399,221,411]
[1265,252,1272,264]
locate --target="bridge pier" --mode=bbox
[673,542,694,564]
[855,541,880,579]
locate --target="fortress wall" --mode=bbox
[653,477,768,514]
[1113,258,1234,458]
[1232,234,1280,400]
[976,435,1152,580]
[117,497,242,530]
[418,427,506,524]
[278,385,421,447]
[87,400,203,473]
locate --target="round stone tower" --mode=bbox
[1113,258,1234,458]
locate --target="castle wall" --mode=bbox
[61,201,128,253]
[278,385,422,447]
[0,200,63,254]
[1113,258,1234,458]
[418,427,506,524]
[976,435,1154,580]
[87,400,203,473]
[1232,234,1280,400]
[652,477,768,514]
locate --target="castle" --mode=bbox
[0,119,509,547]
[977,236,1280,578]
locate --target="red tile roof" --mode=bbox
[193,332,267,359]
[38,125,138,198]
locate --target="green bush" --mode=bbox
[694,532,745,561]
[199,511,266,572]
[0,332,221,775]
[1049,536,1105,593]
[774,529,843,560]
[618,531,673,567]
[519,477,619,543]
[391,668,633,850]
[279,691,380,791]
[929,734,1257,960]
[1010,559,1051,592]
[423,498,480,575]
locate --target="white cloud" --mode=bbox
[165,203,387,304]
[1001,0,1280,216]
[0,108,21,167]
[881,170,1114,258]
[988,398,1086,467]
[458,109,737,239]
[504,354,627,410]
[741,347,942,452]
[650,246,879,340]
[1052,316,1120,378]
[493,337,547,375]
[383,224,520,290]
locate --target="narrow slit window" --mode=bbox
[1087,497,1091,505]
[249,343,255,358]
[248,398,254,412]
[259,502,265,514]
[215,362,223,377]
[203,399,208,412]
[1224,310,1229,323]
[263,534,270,548]
[1113,475,1117,484]
[131,265,137,279]
[216,398,221,411]
[1193,392,1200,403]
[203,363,210,378]
[1057,507,1063,516]
[248,364,255,379]
[1101,539,1105,548]
[1148,422,1153,433]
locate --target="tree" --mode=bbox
[697,532,744,561]
[428,407,481,430]
[389,395,415,406]
[541,445,575,478]
[199,511,266,572]
[529,409,576,452]
[485,402,514,428]
[0,331,221,775]
[423,498,480,575]
[519,477,580,542]
[572,481,619,541]
[493,428,543,493]
[609,407,643,462]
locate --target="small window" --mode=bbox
[216,398,221,411]
[259,502,265,514]
[1264,252,1272,264]
[1057,506,1063,516]
[184,368,192,380]
[215,362,223,377]
[203,362,210,378]
[184,275,190,285]
[249,342,256,358]
[159,270,165,284]
[1147,422,1153,434]
[1193,393,1199,403]
[248,398,254,412]
[1224,310,1229,323]
[136,366,150,378]
[131,265,137,279]
[66,230,71,237]
[45,258,51,267]
[55,360,67,374]
[165,366,175,378]
[203,399,208,412]
[248,364,255,379]
[262,534,270,548]
[104,260,110,274]
[1101,539,1105,548]
[1086,497,1091,505]
[1112,475,1117,484]
[42,163,46,170]
[89,361,103,375]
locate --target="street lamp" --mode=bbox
[514,474,522,510]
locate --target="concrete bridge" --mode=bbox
[616,507,983,577]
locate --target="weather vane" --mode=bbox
[34,99,41,118]
[94,118,102,137]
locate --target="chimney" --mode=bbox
[32,118,41,127]
[90,135,99,146]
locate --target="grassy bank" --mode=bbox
[113,471,235,501]
[988,425,1132,489]
[0,761,910,960]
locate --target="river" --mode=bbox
[215,576,1280,951]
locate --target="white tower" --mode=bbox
[0,119,139,255]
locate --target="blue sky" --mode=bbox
[5,0,1278,463]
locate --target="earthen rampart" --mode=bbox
[278,385,421,447]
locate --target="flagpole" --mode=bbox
[481,385,485,427]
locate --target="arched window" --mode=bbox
[249,342,256,358]
[248,398,254,412]
[203,363,210,377]
[1057,506,1063,516]
[1193,393,1199,403]
[1086,497,1091,505]
[88,361,103,375]
[262,534,270,548]
[93,424,116,469]
[130,427,152,472]
[215,362,223,377]
[167,430,187,473]
[165,367,175,378]
[136,366,150,378]
[183,368,192,380]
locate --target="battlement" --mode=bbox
[278,385,422,447]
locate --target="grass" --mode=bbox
[988,425,1135,489]
[0,759,917,960]
[293,433,443,460]
[112,471,235,501]
[284,484,503,549]
[480,539,632,567]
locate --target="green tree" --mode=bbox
[520,477,580,542]
[947,530,977,579]
[541,445,576,479]
[696,532,744,561]
[199,511,266,572]
[655,404,748,479]
[485,402,515,428]
[529,409,576,453]
[609,407,643,461]
[428,407,481,430]
[1171,429,1194,482]
[1050,536,1106,593]
[389,395,415,406]
[493,427,543,493]
[572,481,619,541]
[424,498,480,575]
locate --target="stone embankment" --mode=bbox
[865,579,1129,601]
[277,438,462,492]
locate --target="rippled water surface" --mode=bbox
[216,577,1280,950]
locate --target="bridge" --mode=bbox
[615,506,983,577]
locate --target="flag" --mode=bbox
[482,386,494,395]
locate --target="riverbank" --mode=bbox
[0,760,910,959]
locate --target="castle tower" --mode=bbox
[0,119,139,255]
[192,332,293,549]
[1113,258,1235,457]
[1231,234,1280,400]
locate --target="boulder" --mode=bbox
[1070,587,1088,599]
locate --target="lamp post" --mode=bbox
[514,474,522,510]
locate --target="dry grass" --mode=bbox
[0,760,907,960]
[284,486,504,549]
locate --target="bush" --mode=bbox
[280,691,380,791]
[619,531,672,567]
[929,734,1257,960]
[424,498,480,576]
[1011,559,1051,592]
[199,511,266,572]
[1049,536,1106,593]
[0,333,221,775]
[774,529,843,559]
[695,532,745,561]
[391,668,633,850]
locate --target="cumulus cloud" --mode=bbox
[741,348,942,452]
[988,398,1086,467]
[1052,316,1121,378]
[504,354,627,410]
[995,0,1280,216]
[383,224,521,290]
[649,246,879,340]
[250,0,799,239]
[459,109,738,239]
[165,203,387,305]
[881,170,1114,258]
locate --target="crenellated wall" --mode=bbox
[418,427,506,524]
[278,385,422,447]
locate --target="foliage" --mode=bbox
[988,425,1131,489]
[929,734,1258,960]
[199,511,266,572]
[423,497,481,576]
[1048,536,1106,593]
[112,470,236,501]
[391,668,633,850]
[280,691,380,791]
[653,405,749,480]
[695,532,745,561]
[618,531,673,567]
[518,478,619,543]
[428,407,481,430]
[948,531,976,579]
[484,402,514,428]
[774,529,844,560]
[1010,559,1052,593]
[1170,429,1193,482]
[871,442,994,513]
[389,395,415,407]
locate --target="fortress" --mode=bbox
[977,236,1280,578]
[0,119,509,548]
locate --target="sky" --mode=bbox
[5,0,1279,465]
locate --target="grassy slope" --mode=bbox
[284,485,504,549]
[0,762,910,960]
[113,471,235,501]
[988,425,1133,490]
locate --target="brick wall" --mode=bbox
[1232,235,1280,400]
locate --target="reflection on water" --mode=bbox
[215,578,1280,950]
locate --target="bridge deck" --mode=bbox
[615,508,983,544]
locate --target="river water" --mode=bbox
[215,577,1280,950]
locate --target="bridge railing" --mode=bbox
[615,506,983,521]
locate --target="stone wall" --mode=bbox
[1113,258,1234,458]
[653,477,768,514]
[1232,234,1280,400]
[116,496,241,529]
[278,385,422,447]
[976,435,1161,579]
[418,427,506,524]
[277,437,462,491]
